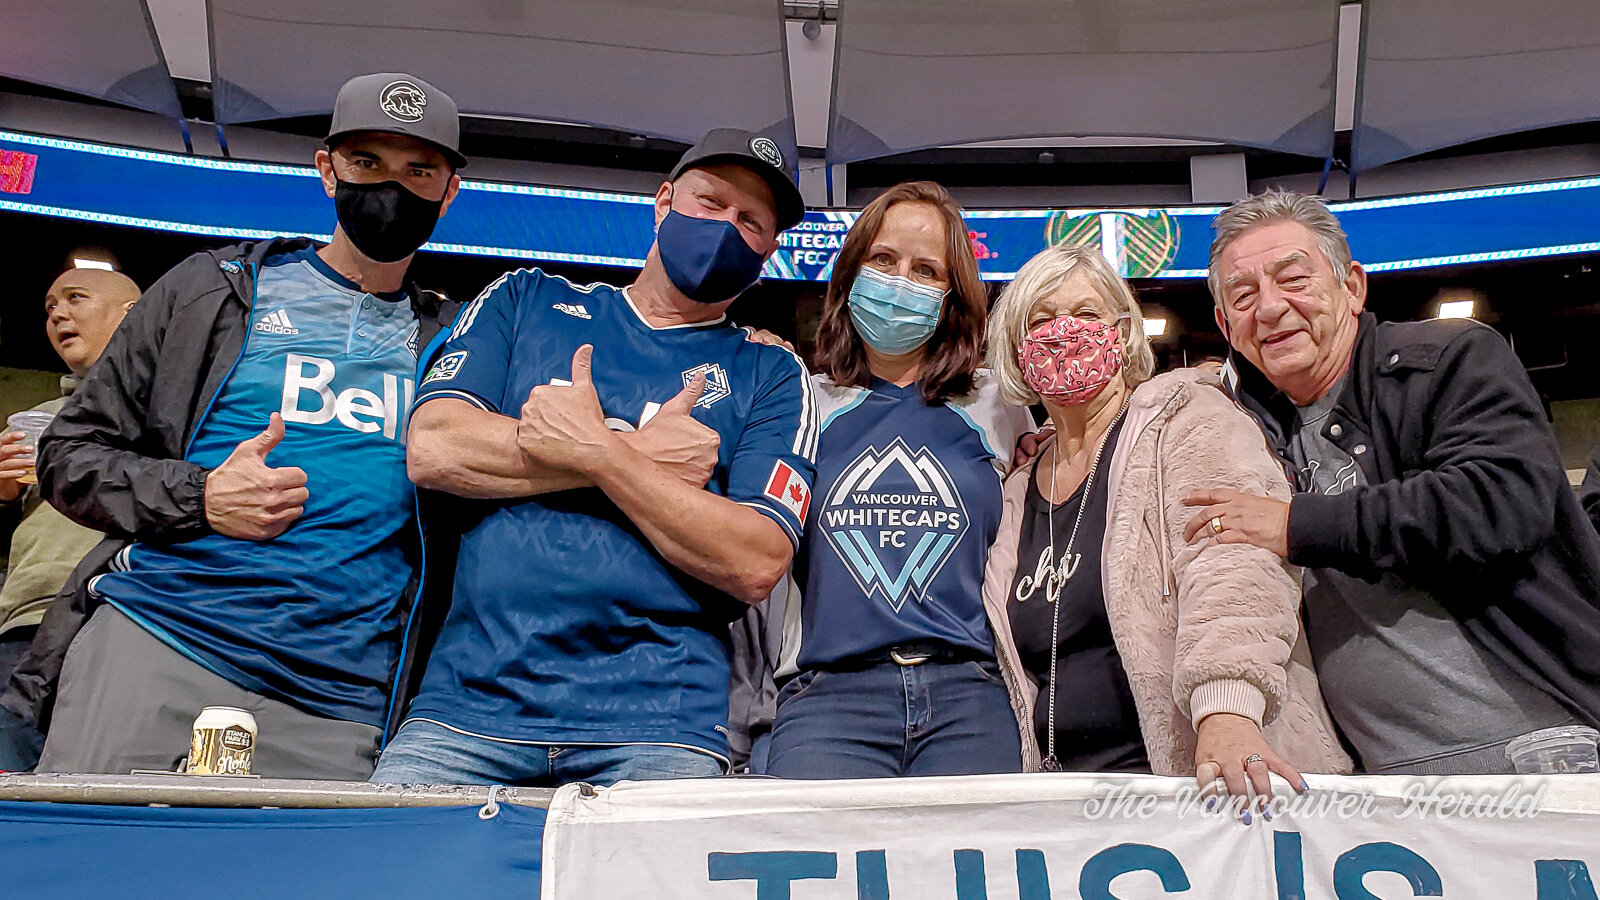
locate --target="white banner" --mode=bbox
[541,772,1600,899]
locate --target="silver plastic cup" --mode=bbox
[4,410,54,485]
[1505,725,1600,774]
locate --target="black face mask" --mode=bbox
[333,177,443,263]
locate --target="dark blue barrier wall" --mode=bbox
[0,800,545,898]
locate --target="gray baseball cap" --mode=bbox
[326,73,466,170]
[669,128,805,232]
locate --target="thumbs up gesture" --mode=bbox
[518,344,617,472]
[633,371,721,487]
[203,412,310,540]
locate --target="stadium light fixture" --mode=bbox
[1436,298,1476,319]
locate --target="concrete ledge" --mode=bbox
[0,773,554,809]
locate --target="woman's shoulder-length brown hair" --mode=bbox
[812,181,987,405]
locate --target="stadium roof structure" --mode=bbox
[2,0,1597,176]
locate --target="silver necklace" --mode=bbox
[1039,399,1129,772]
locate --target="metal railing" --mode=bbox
[0,773,554,810]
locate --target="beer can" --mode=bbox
[188,706,257,776]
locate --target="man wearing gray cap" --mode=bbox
[18,73,465,779]
[372,128,816,786]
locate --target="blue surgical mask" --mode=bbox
[655,209,767,304]
[847,265,946,355]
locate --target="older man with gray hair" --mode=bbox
[1182,189,1600,775]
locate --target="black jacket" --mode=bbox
[1578,448,1600,537]
[1235,312,1600,727]
[2,238,461,732]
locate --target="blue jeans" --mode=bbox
[748,731,773,775]
[766,658,1022,778]
[0,628,40,771]
[0,703,43,772]
[370,719,726,786]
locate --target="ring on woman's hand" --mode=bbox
[1244,754,1264,765]
[1209,516,1224,536]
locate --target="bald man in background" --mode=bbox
[0,268,141,685]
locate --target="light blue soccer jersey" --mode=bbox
[406,269,817,758]
[90,247,420,727]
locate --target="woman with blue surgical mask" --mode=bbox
[760,182,1034,779]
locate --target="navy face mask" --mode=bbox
[655,209,767,304]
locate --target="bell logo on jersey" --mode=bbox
[280,353,414,440]
[764,460,811,521]
[820,437,969,612]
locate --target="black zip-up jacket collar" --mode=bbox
[4,238,460,734]
[1233,312,1600,727]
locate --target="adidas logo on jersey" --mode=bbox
[254,309,299,335]
[553,302,592,319]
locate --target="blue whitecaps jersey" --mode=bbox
[781,374,1032,672]
[90,247,420,727]
[407,269,817,755]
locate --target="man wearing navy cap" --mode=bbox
[373,128,816,786]
[23,73,465,779]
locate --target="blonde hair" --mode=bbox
[1208,189,1352,303]
[986,243,1156,407]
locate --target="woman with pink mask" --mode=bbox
[982,244,1351,817]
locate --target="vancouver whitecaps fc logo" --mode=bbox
[681,362,731,409]
[380,81,427,122]
[749,136,783,169]
[821,437,968,612]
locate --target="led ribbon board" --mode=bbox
[3,129,1598,281]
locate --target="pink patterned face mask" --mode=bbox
[1017,315,1127,405]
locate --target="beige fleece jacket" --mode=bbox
[981,369,1352,776]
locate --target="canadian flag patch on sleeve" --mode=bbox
[764,460,811,521]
